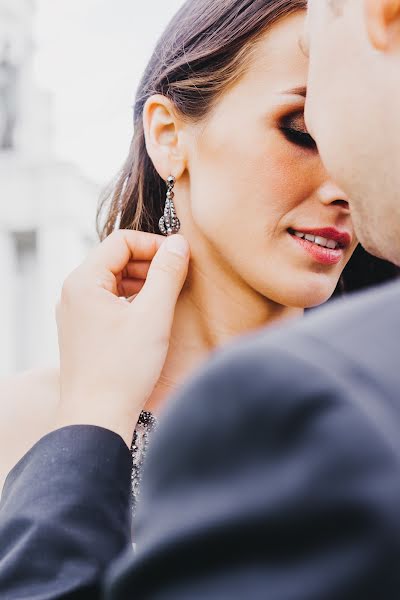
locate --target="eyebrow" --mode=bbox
[281,86,307,98]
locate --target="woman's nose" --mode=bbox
[317,180,350,211]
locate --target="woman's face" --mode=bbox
[183,11,358,308]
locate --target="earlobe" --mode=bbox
[142,94,186,181]
[365,0,400,51]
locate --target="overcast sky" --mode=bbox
[33,0,185,184]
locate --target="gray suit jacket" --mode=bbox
[1,280,400,599]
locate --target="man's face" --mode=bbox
[304,0,400,265]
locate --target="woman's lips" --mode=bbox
[288,229,346,266]
[297,227,352,248]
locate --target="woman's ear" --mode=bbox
[365,0,400,51]
[143,94,187,180]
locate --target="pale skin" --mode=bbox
[304,0,400,265]
[0,11,359,491]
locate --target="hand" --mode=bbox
[55,230,190,447]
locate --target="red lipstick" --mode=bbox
[288,227,352,266]
[296,227,351,249]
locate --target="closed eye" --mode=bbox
[280,127,317,150]
[279,111,317,151]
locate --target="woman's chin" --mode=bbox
[285,280,339,309]
[256,274,340,310]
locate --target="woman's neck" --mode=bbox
[144,256,303,414]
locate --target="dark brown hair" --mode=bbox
[97,0,399,295]
[97,0,306,239]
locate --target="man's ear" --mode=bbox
[365,0,400,51]
[142,94,187,181]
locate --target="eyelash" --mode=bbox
[280,126,317,151]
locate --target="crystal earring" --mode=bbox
[158,175,181,236]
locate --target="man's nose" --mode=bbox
[317,180,350,211]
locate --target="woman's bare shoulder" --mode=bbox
[0,367,60,493]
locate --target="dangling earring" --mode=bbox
[159,175,181,236]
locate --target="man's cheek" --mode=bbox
[304,79,321,139]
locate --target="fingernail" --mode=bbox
[164,235,189,258]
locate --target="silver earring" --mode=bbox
[159,175,181,236]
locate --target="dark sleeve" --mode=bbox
[0,425,133,600]
[107,339,400,600]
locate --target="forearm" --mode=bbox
[0,425,133,599]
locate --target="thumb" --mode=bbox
[133,234,190,330]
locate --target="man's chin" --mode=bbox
[358,233,399,266]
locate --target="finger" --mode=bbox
[117,278,146,297]
[84,230,165,279]
[133,235,190,332]
[123,260,151,280]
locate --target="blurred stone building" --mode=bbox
[0,0,100,375]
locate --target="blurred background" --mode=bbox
[0,0,185,376]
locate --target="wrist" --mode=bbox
[54,406,139,448]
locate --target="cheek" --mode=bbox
[190,123,312,244]
[307,39,359,170]
[186,124,350,307]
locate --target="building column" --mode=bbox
[0,230,17,376]
[34,225,89,370]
